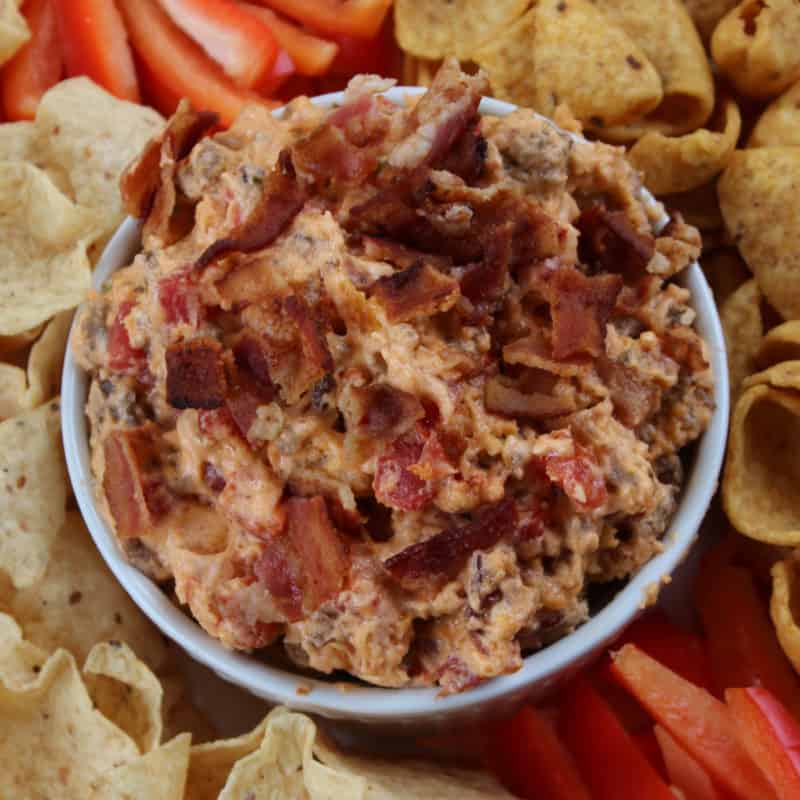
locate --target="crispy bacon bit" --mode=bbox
[374,433,435,511]
[367,262,460,323]
[384,499,517,585]
[408,432,457,482]
[357,383,424,440]
[546,267,622,360]
[195,150,307,271]
[328,94,373,130]
[286,496,349,612]
[283,294,334,377]
[159,269,202,326]
[107,301,146,375]
[254,542,304,622]
[292,124,377,184]
[540,447,607,509]
[436,121,488,185]
[103,426,167,538]
[355,236,452,272]
[166,338,227,409]
[233,332,277,397]
[598,357,661,427]
[503,329,590,377]
[120,102,219,219]
[485,376,576,419]
[577,205,655,281]
[459,223,512,312]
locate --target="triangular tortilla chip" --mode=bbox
[0,611,48,688]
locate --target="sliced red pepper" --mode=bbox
[56,0,140,102]
[250,0,392,38]
[654,724,722,800]
[633,729,668,780]
[159,0,278,89]
[258,49,295,96]
[695,561,800,718]
[558,678,675,800]
[486,705,591,800]
[239,4,338,76]
[727,688,800,800]
[118,0,268,127]
[328,16,401,77]
[0,0,62,121]
[611,644,777,800]
[135,53,182,118]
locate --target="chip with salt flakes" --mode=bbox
[0,0,28,65]
[0,648,137,799]
[0,400,65,589]
[84,641,164,755]
[89,733,191,800]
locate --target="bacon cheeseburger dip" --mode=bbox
[74,60,713,693]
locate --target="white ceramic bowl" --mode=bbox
[62,89,729,728]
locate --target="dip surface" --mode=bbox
[75,60,712,693]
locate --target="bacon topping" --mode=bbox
[107,301,146,375]
[374,432,436,511]
[597,357,661,427]
[233,332,277,397]
[254,541,304,622]
[384,499,517,585]
[435,121,488,185]
[158,269,202,326]
[357,383,424,440]
[485,376,576,419]
[367,262,460,323]
[283,294,334,389]
[292,124,377,185]
[577,205,655,281]
[166,338,227,409]
[195,150,307,271]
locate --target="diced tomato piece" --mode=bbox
[238,4,338,76]
[541,447,607,510]
[249,0,392,38]
[654,725,722,800]
[486,705,591,800]
[117,0,267,127]
[373,433,435,511]
[558,679,675,800]
[0,0,62,121]
[159,0,278,89]
[108,301,146,374]
[158,270,202,326]
[56,0,140,102]
[695,561,800,717]
[611,644,777,800]
[727,688,800,800]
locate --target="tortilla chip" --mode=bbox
[743,360,800,394]
[711,0,800,99]
[394,0,528,60]
[473,0,663,130]
[756,321,800,369]
[701,247,750,308]
[0,119,36,160]
[667,181,724,233]
[0,161,93,335]
[0,401,65,589]
[720,279,762,402]
[718,147,800,320]
[89,733,191,800]
[683,0,739,40]
[35,78,164,243]
[0,648,137,799]
[84,641,164,754]
[185,719,269,800]
[628,98,741,195]
[0,0,28,65]
[771,557,800,675]
[723,384,800,545]
[592,0,714,140]
[0,511,171,672]
[0,611,48,688]
[749,80,800,148]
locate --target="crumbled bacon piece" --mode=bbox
[374,432,436,511]
[283,294,334,377]
[435,121,488,185]
[292,124,377,184]
[577,205,655,281]
[357,383,424,440]
[195,150,307,271]
[166,338,227,409]
[597,357,661,427]
[159,269,202,326]
[367,262,460,323]
[384,499,517,584]
[254,542,305,622]
[233,332,277,397]
[107,301,147,376]
[459,223,512,312]
[485,376,576,419]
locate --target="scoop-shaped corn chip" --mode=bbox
[757,321,800,369]
[718,147,800,320]
[743,360,800,394]
[394,0,529,60]
[771,558,800,675]
[592,0,714,141]
[720,279,762,402]
[749,80,800,147]
[683,0,739,40]
[629,98,741,195]
[724,385,800,545]
[474,0,662,129]
[711,0,800,99]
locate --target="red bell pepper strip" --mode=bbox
[250,0,392,38]
[654,724,722,800]
[727,688,800,800]
[327,16,401,78]
[695,562,800,717]
[159,0,278,89]
[633,729,668,779]
[486,705,591,800]
[559,679,675,800]
[0,0,62,120]
[611,644,777,800]
[56,0,140,102]
[117,0,267,127]
[238,4,338,76]
[258,49,294,96]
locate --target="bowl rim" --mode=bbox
[61,88,729,723]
